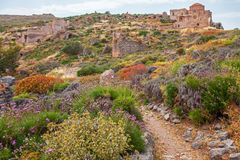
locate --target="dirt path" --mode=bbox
[142,108,204,160]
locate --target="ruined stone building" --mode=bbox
[170,3,212,29]
[17,19,69,44]
[112,32,146,58]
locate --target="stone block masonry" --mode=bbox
[112,32,146,58]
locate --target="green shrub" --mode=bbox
[61,41,83,55]
[13,92,36,101]
[42,112,129,160]
[189,109,206,125]
[221,58,240,73]
[77,64,108,76]
[197,35,216,44]
[173,106,184,118]
[171,59,187,75]
[153,30,161,36]
[113,96,142,121]
[165,83,178,107]
[0,42,20,74]
[125,120,145,152]
[73,87,142,120]
[139,30,149,37]
[0,25,5,32]
[185,75,201,90]
[0,111,67,148]
[52,82,70,92]
[202,76,239,116]
[0,148,11,160]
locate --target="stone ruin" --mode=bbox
[112,32,146,58]
[170,3,213,29]
[16,19,70,44]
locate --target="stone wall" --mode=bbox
[112,32,146,58]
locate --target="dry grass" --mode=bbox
[79,74,100,84]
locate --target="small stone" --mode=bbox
[214,123,222,130]
[223,139,234,147]
[148,104,154,110]
[172,118,181,124]
[153,105,158,111]
[164,113,170,121]
[183,128,193,142]
[192,131,204,149]
[229,153,240,160]
[210,148,228,160]
[157,108,162,112]
[217,131,229,141]
[208,140,220,148]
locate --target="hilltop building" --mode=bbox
[170,3,212,29]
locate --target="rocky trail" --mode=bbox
[142,107,206,160]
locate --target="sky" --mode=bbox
[0,0,240,29]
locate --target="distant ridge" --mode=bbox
[0,14,56,27]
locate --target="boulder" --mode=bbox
[100,69,115,85]
[210,148,228,160]
[192,131,204,149]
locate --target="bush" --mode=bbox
[0,42,20,74]
[73,86,142,120]
[0,111,67,149]
[0,25,5,32]
[202,76,239,116]
[51,82,70,92]
[189,109,206,125]
[15,75,62,95]
[221,58,240,73]
[139,30,149,37]
[153,30,161,36]
[77,64,108,76]
[165,83,178,107]
[0,148,11,160]
[197,35,216,44]
[42,112,129,160]
[125,120,145,152]
[173,106,184,118]
[185,75,201,90]
[171,59,187,75]
[118,64,147,80]
[61,41,83,55]
[113,96,142,121]
[12,92,36,101]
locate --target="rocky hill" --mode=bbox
[0,3,240,160]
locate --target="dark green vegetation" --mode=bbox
[0,111,67,158]
[202,76,239,117]
[61,41,83,55]
[165,83,178,107]
[0,40,21,74]
[77,64,109,76]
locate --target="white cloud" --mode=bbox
[0,0,190,16]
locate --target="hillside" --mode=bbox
[0,6,240,160]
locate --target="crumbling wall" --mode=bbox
[112,32,146,58]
